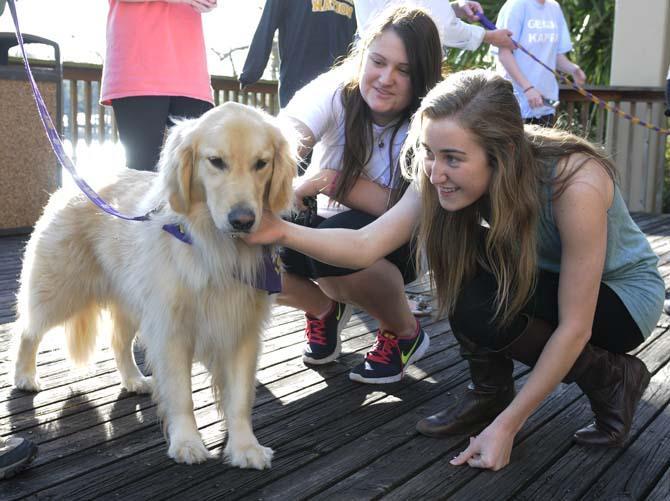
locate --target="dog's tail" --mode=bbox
[64,302,101,366]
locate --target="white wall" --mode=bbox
[610,0,670,86]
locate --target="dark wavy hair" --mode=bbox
[332,6,443,206]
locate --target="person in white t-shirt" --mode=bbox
[492,0,586,125]
[277,6,443,384]
[355,0,515,52]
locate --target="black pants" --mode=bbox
[450,267,644,354]
[112,96,213,171]
[281,209,417,284]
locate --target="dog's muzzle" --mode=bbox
[228,205,256,232]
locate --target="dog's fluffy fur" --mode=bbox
[12,102,296,469]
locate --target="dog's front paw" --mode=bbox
[225,440,274,470]
[168,438,212,464]
[122,375,153,394]
[14,372,42,392]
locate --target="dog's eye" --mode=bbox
[208,157,227,170]
[255,159,268,170]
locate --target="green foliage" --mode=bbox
[445,0,614,86]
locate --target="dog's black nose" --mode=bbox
[228,206,256,232]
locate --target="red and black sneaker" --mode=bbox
[349,321,430,384]
[302,302,353,365]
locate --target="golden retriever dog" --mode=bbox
[12,102,295,469]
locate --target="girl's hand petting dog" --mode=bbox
[241,210,287,246]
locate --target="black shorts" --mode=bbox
[281,209,417,284]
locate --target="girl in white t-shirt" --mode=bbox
[278,6,443,384]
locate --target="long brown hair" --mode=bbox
[333,6,443,205]
[403,70,616,326]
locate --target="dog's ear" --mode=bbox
[266,124,298,214]
[160,120,197,215]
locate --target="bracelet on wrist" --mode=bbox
[523,85,534,93]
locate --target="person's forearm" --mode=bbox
[278,219,378,269]
[494,324,591,433]
[498,48,532,90]
[556,54,578,74]
[556,54,585,85]
[295,169,334,199]
[441,16,485,51]
[323,174,392,217]
[280,185,419,267]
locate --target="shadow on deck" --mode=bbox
[1,214,670,500]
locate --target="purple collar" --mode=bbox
[162,223,193,244]
[163,223,281,294]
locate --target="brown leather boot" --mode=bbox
[416,332,515,437]
[505,317,651,448]
[571,352,650,447]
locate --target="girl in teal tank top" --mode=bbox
[242,69,664,471]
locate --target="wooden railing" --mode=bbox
[555,86,666,142]
[556,86,667,212]
[61,62,668,212]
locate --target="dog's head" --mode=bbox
[160,102,297,233]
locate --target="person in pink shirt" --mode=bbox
[101,0,217,171]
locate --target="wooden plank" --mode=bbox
[580,102,589,136]
[388,326,670,500]
[566,102,574,125]
[1,215,670,498]
[111,107,118,143]
[518,355,670,500]
[252,363,529,501]
[0,311,378,423]
[577,370,670,500]
[381,327,670,500]
[595,106,605,143]
[51,329,460,500]
[97,104,106,143]
[84,81,92,145]
[5,323,455,499]
[69,79,78,149]
[318,330,670,501]
[0,296,433,424]
[646,466,670,501]
[0,309,404,400]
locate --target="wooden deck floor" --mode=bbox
[1,214,670,500]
